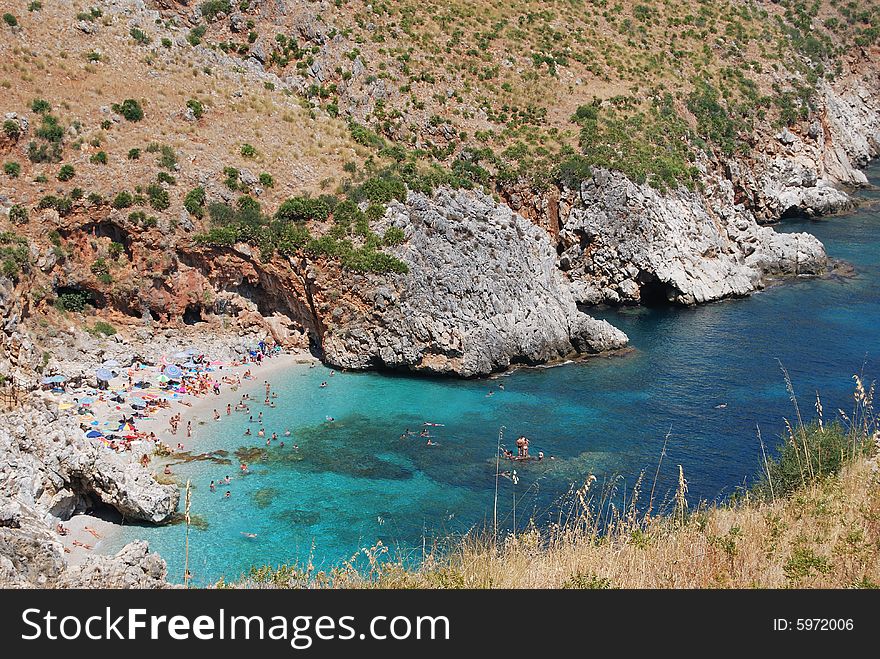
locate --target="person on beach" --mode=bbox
[85,526,101,539]
[213,409,221,421]
[164,465,172,475]
[226,404,231,416]
[56,522,68,536]
[186,421,192,438]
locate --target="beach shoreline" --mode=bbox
[50,346,319,559]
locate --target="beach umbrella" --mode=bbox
[85,430,104,439]
[102,359,120,367]
[184,347,198,355]
[95,367,114,381]
[79,397,95,405]
[164,365,183,379]
[173,351,189,359]
[157,374,170,383]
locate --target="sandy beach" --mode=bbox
[135,350,318,453]
[45,346,319,557]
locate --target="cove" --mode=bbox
[108,164,880,585]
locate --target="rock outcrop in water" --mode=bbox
[320,188,628,376]
[559,168,828,306]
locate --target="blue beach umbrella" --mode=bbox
[85,430,104,438]
[79,397,95,405]
[164,365,183,379]
[95,368,114,381]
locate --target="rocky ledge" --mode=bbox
[320,187,628,376]
[0,394,179,523]
[0,394,177,586]
[559,168,828,306]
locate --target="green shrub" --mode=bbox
[161,37,172,48]
[186,99,204,119]
[3,119,20,139]
[146,183,170,210]
[4,161,21,177]
[31,99,51,114]
[258,172,274,188]
[156,171,176,185]
[184,186,206,218]
[108,242,124,260]
[130,27,150,45]
[127,148,140,160]
[112,99,144,122]
[112,191,133,209]
[57,164,75,181]
[28,2,41,11]
[38,195,73,215]
[187,25,207,46]
[9,204,27,224]
[753,421,870,500]
[90,151,108,165]
[158,145,177,170]
[70,187,84,200]
[3,13,18,27]
[275,196,331,223]
[55,291,90,312]
[35,114,63,141]
[240,143,257,158]
[200,0,231,20]
[89,321,117,337]
[383,226,405,246]
[90,258,109,277]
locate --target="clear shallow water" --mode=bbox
[110,166,880,585]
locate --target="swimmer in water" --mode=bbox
[241,532,257,538]
[284,429,291,436]
[258,428,265,438]
[244,428,251,436]
[320,382,327,388]
[224,491,231,498]
[272,432,278,441]
[210,480,216,492]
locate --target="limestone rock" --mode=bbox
[321,188,628,376]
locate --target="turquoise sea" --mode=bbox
[108,164,880,585]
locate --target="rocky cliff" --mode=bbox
[320,188,627,376]
[0,394,177,586]
[555,68,879,307]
